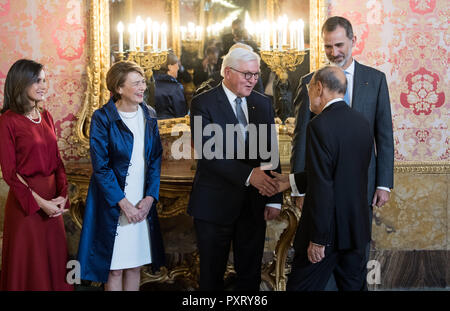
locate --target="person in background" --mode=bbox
[154,51,188,119]
[77,61,165,291]
[193,45,220,87]
[0,59,73,290]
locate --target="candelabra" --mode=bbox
[260,47,308,121]
[261,47,308,166]
[115,46,168,80]
[260,47,308,83]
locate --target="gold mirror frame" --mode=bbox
[74,0,449,175]
[73,0,328,156]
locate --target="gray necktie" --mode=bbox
[343,71,350,106]
[235,97,248,140]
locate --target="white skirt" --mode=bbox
[109,214,152,270]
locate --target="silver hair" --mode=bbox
[220,47,260,77]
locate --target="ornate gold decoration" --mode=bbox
[394,161,450,174]
[309,0,328,72]
[72,0,110,158]
[262,191,301,291]
[168,0,181,58]
[261,49,308,82]
[275,117,295,166]
[115,48,169,80]
[65,162,92,229]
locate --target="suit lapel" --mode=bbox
[246,93,258,125]
[352,61,368,114]
[216,84,239,125]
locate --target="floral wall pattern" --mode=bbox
[329,0,449,161]
[0,0,87,162]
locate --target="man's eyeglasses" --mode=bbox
[230,67,260,81]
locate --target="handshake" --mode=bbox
[249,167,291,197]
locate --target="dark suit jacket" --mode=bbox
[293,101,373,251]
[188,84,283,225]
[290,61,394,205]
[154,73,188,119]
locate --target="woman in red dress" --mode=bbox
[0,59,73,291]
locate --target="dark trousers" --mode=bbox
[323,205,373,291]
[286,245,368,291]
[194,208,266,291]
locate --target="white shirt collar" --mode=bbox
[222,82,238,103]
[221,82,249,120]
[323,97,345,110]
[344,59,355,75]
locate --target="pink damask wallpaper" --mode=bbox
[0,0,87,161]
[329,0,449,161]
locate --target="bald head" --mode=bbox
[311,65,347,96]
[308,65,348,114]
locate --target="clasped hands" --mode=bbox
[118,196,154,224]
[249,167,304,211]
[248,166,292,197]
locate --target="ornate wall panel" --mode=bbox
[0,0,88,161]
[329,0,449,163]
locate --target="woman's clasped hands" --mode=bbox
[118,196,154,224]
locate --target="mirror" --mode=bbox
[73,0,328,156]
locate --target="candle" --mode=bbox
[152,21,160,51]
[272,22,277,50]
[146,18,152,47]
[136,16,145,51]
[297,19,304,51]
[117,21,124,53]
[161,23,167,51]
[289,21,296,50]
[195,26,202,41]
[128,23,135,51]
[180,26,187,41]
[188,22,195,40]
[281,15,288,46]
[278,27,283,51]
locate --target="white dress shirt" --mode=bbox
[344,60,355,107]
[222,83,281,210]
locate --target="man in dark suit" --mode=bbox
[274,65,373,290]
[290,16,394,288]
[188,47,283,290]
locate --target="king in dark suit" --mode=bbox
[188,46,283,291]
[274,65,374,290]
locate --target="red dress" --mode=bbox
[0,109,73,291]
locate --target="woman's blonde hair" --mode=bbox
[106,61,145,101]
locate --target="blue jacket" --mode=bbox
[77,99,165,283]
[154,73,188,119]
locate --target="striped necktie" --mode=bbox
[235,97,248,140]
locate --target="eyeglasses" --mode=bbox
[230,67,260,81]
